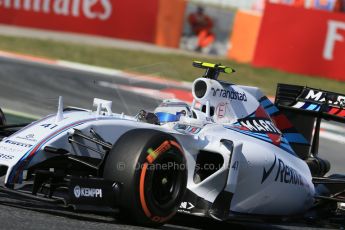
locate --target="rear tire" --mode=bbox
[103,129,187,227]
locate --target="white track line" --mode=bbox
[57,60,192,88]
[320,131,345,144]
[97,81,175,100]
[321,123,345,133]
[58,60,124,77]
[320,123,345,144]
[2,108,40,120]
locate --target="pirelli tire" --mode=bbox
[103,129,187,227]
[0,108,6,126]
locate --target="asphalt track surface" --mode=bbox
[0,56,344,230]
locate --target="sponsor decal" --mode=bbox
[229,106,283,146]
[261,154,304,186]
[239,118,281,135]
[206,117,214,122]
[261,155,277,183]
[231,161,239,171]
[16,134,37,142]
[146,141,172,164]
[73,185,103,198]
[323,20,345,61]
[41,123,59,129]
[0,0,112,21]
[180,202,195,210]
[211,87,247,101]
[179,202,195,213]
[302,89,345,108]
[0,145,22,153]
[174,124,201,134]
[216,102,227,118]
[5,140,32,148]
[0,153,14,160]
[74,185,81,198]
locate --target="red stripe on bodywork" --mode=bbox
[272,114,292,130]
[255,106,270,119]
[328,108,340,115]
[337,109,345,117]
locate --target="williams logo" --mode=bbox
[261,154,304,186]
[179,202,195,214]
[261,155,277,183]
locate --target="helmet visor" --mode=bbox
[155,112,182,123]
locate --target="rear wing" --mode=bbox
[275,84,345,122]
[275,84,345,159]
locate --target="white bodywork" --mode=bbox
[0,77,315,217]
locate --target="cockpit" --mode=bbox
[154,99,192,124]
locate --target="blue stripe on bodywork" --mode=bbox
[306,104,318,111]
[224,126,297,156]
[260,99,273,108]
[302,103,311,109]
[265,105,279,115]
[283,133,309,144]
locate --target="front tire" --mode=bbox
[103,129,187,227]
[0,108,6,126]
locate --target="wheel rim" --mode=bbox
[151,155,183,207]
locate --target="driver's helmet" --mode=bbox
[154,99,191,124]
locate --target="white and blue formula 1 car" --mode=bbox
[0,61,344,227]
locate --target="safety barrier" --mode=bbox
[227,10,262,63]
[253,2,345,81]
[0,0,159,43]
[1,0,344,81]
[155,0,186,48]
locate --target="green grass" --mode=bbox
[0,35,344,95]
